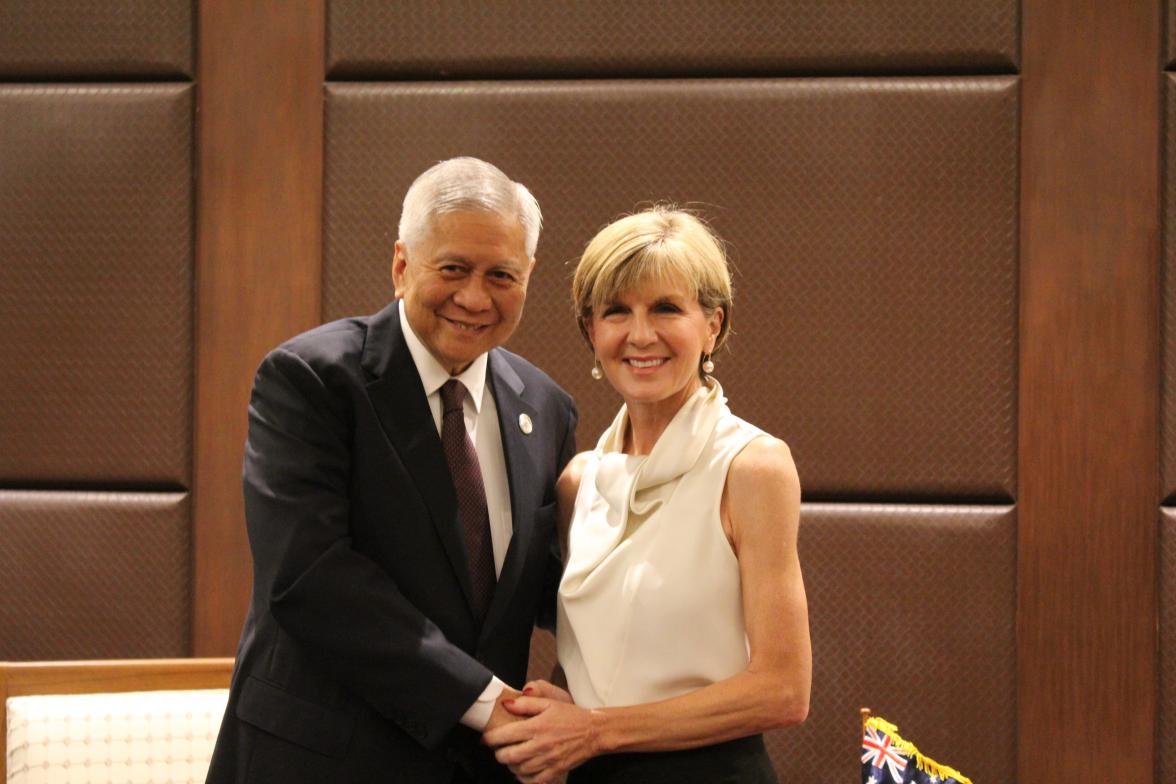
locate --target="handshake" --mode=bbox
[482,680,599,784]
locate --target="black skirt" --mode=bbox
[567,734,777,784]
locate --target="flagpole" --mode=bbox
[861,707,871,736]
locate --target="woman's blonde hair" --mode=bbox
[572,206,733,352]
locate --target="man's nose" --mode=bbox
[453,275,492,311]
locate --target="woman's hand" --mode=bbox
[521,679,572,704]
[482,696,602,783]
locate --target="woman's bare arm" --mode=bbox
[486,437,811,780]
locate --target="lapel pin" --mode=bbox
[518,413,533,434]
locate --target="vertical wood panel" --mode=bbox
[194,0,324,655]
[1020,1,1159,780]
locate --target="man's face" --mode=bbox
[392,210,534,375]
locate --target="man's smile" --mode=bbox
[442,315,494,332]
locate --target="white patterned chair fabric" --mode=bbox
[5,689,228,784]
[0,659,233,784]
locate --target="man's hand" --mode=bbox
[484,686,524,732]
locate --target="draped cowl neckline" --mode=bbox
[561,378,727,591]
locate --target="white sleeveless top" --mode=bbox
[556,380,766,709]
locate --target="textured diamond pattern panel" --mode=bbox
[324,79,1017,498]
[1169,8,1176,70]
[0,1,191,78]
[527,628,558,686]
[1161,509,1176,780]
[0,85,193,484]
[1162,75,1176,500]
[327,0,1018,78]
[0,491,191,660]
[767,504,1015,782]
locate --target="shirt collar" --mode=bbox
[398,299,488,412]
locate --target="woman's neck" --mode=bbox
[622,379,702,455]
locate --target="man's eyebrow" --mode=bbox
[433,252,526,270]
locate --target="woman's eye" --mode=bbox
[601,306,626,317]
[654,303,681,313]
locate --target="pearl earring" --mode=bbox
[590,359,604,380]
[701,354,715,374]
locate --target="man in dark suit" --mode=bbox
[207,157,577,783]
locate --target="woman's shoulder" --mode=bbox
[723,436,801,546]
[727,434,799,496]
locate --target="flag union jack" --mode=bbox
[862,724,908,782]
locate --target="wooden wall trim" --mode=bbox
[1019,1,1159,780]
[194,0,324,656]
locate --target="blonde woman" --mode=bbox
[484,208,811,783]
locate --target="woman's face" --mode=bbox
[587,275,722,414]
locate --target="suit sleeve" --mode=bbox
[243,347,491,749]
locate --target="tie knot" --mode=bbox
[440,379,466,415]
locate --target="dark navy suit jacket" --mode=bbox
[207,302,577,783]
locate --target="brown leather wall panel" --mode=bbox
[0,491,190,660]
[1162,508,1176,779]
[1161,74,1176,501]
[324,79,1018,498]
[0,1,192,79]
[0,85,193,485]
[777,504,1015,781]
[1168,7,1176,71]
[327,1,1019,78]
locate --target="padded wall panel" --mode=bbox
[0,85,193,485]
[0,491,190,660]
[0,1,192,79]
[1169,7,1176,70]
[324,79,1017,498]
[1162,508,1176,780]
[327,1,1018,78]
[774,504,1015,782]
[1161,74,1176,500]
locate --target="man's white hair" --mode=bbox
[397,157,542,257]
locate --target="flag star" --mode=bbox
[867,777,878,784]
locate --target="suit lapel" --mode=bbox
[481,351,543,641]
[362,304,476,613]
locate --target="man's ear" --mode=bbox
[519,256,537,289]
[391,240,408,298]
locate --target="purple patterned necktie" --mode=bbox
[439,379,496,620]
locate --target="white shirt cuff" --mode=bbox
[459,676,507,731]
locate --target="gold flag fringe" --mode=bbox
[861,711,973,784]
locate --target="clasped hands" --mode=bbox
[483,680,600,784]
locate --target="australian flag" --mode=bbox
[861,714,971,784]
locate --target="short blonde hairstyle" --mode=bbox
[572,206,734,352]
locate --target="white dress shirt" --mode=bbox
[398,301,510,730]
